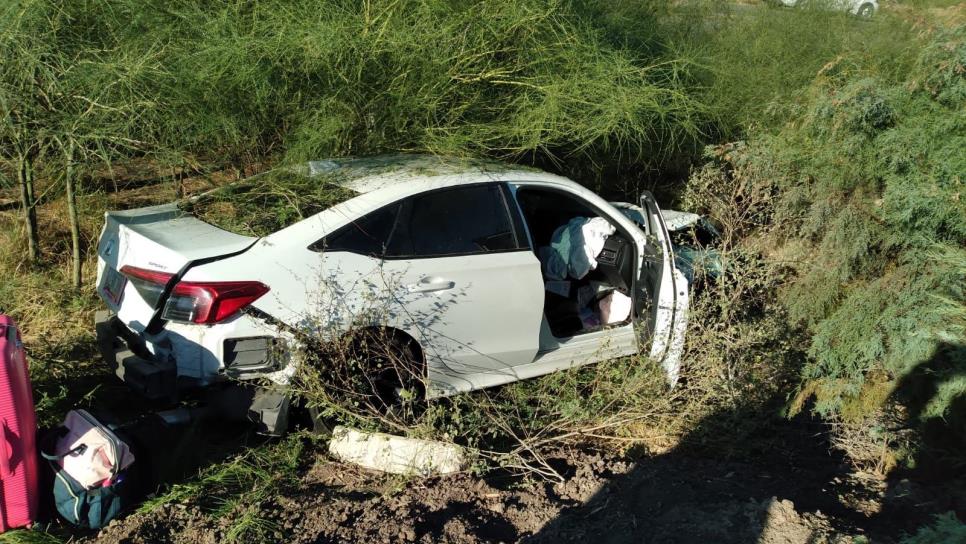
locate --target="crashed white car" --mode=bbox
[777,0,878,17]
[95,156,688,430]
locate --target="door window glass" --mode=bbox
[312,204,399,256]
[387,184,522,258]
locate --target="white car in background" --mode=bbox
[777,0,878,17]
[94,156,688,432]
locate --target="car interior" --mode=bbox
[514,187,636,338]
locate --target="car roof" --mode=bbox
[307,154,574,196]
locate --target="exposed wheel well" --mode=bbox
[350,326,425,371]
[297,326,426,432]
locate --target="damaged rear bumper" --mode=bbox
[94,310,291,435]
[95,309,179,400]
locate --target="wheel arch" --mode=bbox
[344,325,426,369]
[856,2,876,16]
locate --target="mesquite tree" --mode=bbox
[51,50,157,289]
[0,7,57,263]
[1,2,159,287]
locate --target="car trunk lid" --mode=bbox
[96,203,257,332]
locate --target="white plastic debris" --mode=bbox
[328,426,468,476]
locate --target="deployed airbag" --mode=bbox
[539,217,616,280]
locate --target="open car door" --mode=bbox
[638,192,689,386]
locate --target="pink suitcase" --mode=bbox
[0,315,39,532]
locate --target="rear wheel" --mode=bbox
[303,330,425,429]
[307,404,333,437]
[340,331,426,424]
[856,3,875,18]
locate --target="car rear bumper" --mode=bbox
[96,310,182,400]
[95,310,293,435]
[95,310,289,398]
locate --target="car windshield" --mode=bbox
[179,168,358,237]
[669,219,720,248]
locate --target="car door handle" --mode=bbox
[408,277,456,293]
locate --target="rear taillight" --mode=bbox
[163,281,269,324]
[119,265,268,324]
[120,265,174,308]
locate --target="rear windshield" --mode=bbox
[179,169,358,237]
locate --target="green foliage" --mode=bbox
[183,168,356,237]
[692,2,919,134]
[434,354,673,451]
[1,0,708,175]
[689,26,966,424]
[141,433,307,543]
[0,531,63,544]
[900,513,966,544]
[781,30,966,417]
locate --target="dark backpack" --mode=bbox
[49,465,133,530]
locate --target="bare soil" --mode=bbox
[88,426,959,544]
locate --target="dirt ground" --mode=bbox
[88,422,959,544]
[34,351,955,544]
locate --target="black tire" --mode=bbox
[857,3,875,18]
[348,331,426,421]
[303,330,425,427]
[307,404,333,438]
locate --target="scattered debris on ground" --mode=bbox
[328,426,469,476]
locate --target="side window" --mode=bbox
[311,204,399,256]
[386,184,524,258]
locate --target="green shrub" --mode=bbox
[2,0,707,175]
[778,29,966,416]
[692,1,919,134]
[900,513,966,544]
[683,26,966,464]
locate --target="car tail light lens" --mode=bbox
[120,265,269,324]
[162,281,269,324]
[120,265,175,308]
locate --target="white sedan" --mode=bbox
[777,0,878,17]
[94,156,688,432]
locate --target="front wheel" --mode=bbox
[856,3,875,18]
